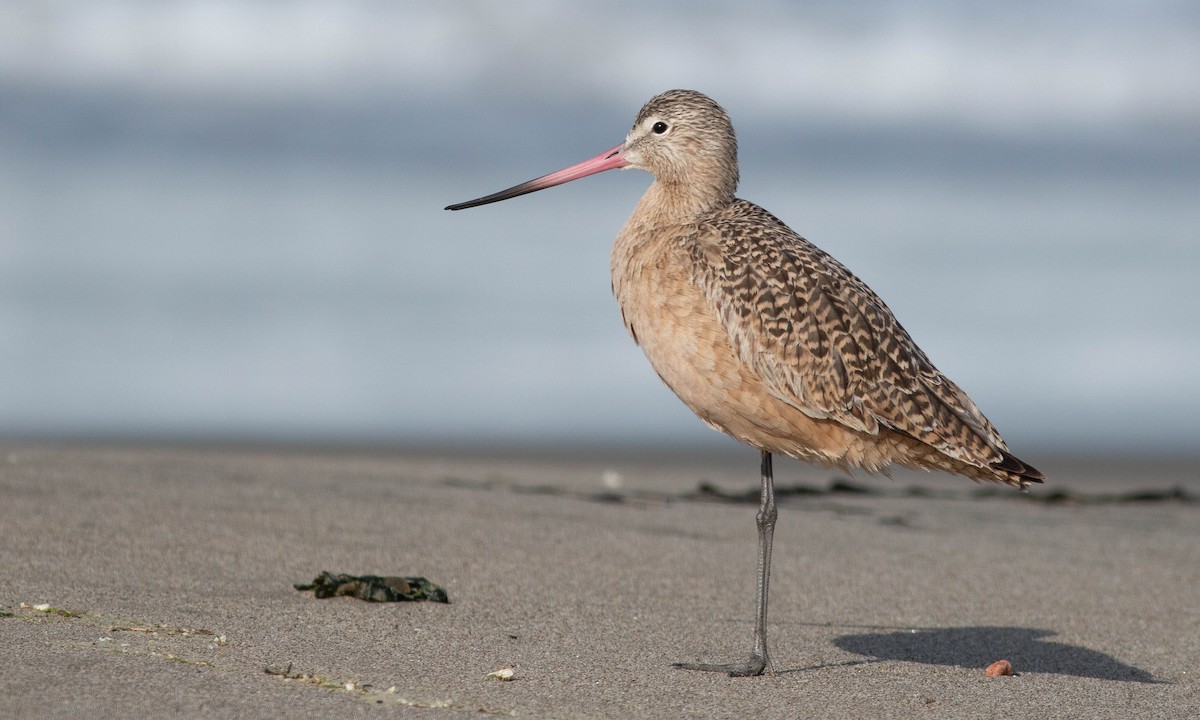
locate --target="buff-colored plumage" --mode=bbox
[611,90,1042,488]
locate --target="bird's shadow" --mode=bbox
[817,625,1157,683]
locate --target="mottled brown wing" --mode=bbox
[688,200,1009,468]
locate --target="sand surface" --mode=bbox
[2,443,1197,718]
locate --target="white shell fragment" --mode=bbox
[487,667,515,681]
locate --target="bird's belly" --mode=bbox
[614,247,873,468]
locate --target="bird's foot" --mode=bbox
[671,654,768,677]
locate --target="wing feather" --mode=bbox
[688,200,1010,468]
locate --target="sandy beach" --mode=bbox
[2,443,1196,718]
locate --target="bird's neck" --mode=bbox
[629,178,734,229]
[612,180,733,300]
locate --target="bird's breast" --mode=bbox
[608,220,883,466]
[611,222,725,384]
[609,225,798,447]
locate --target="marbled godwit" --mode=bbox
[446,90,1043,676]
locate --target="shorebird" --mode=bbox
[446,89,1043,676]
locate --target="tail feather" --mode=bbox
[994,450,1045,485]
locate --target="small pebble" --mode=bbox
[986,659,1013,677]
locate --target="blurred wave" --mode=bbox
[1,2,1197,452]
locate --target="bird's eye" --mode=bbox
[652,121,668,134]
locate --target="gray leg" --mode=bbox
[673,450,777,677]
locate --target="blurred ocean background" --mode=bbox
[2,1,1197,455]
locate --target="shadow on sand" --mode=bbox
[831,626,1157,683]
